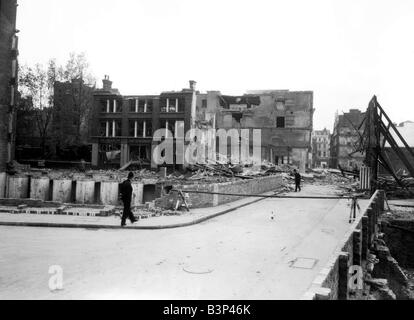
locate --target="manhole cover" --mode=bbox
[183,264,214,275]
[290,258,318,269]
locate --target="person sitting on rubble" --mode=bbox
[119,172,138,227]
[293,169,301,192]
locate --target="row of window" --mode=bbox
[99,120,185,138]
[99,98,185,113]
[317,151,329,158]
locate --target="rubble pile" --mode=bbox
[297,168,361,194]
[377,176,414,198]
[182,161,297,182]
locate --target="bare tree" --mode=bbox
[19,53,96,158]
[19,62,56,156]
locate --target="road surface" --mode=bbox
[0,185,367,300]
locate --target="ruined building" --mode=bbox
[0,0,18,172]
[90,78,201,169]
[312,128,331,168]
[203,90,314,172]
[90,80,314,171]
[330,109,366,170]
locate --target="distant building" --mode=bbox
[312,128,330,168]
[330,109,366,170]
[207,90,314,172]
[52,79,95,148]
[15,79,95,162]
[0,0,18,171]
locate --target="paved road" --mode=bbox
[0,185,367,300]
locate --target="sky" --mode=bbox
[16,0,414,130]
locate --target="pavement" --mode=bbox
[0,190,281,230]
[0,184,370,300]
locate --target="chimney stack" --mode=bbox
[102,75,112,91]
[189,80,197,91]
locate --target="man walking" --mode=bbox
[120,172,138,227]
[293,169,301,192]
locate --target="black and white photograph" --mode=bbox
[1,0,414,306]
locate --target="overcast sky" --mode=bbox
[17,0,414,130]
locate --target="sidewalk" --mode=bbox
[0,191,271,230]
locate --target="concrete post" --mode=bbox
[338,252,350,300]
[100,181,119,205]
[75,180,95,204]
[30,177,50,201]
[131,182,144,207]
[361,216,369,261]
[52,179,72,203]
[353,230,362,266]
[378,190,385,212]
[7,175,29,199]
[367,207,373,248]
[372,202,378,236]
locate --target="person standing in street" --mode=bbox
[120,172,138,227]
[293,169,302,192]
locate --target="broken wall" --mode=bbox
[212,90,313,171]
[155,175,284,209]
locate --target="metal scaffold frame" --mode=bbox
[351,96,414,195]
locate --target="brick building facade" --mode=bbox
[52,79,94,149]
[0,0,18,171]
[205,90,314,172]
[330,109,366,170]
[312,128,331,168]
[90,78,200,169]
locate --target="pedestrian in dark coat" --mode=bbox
[293,169,301,192]
[120,172,137,227]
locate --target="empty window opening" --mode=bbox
[276,117,285,128]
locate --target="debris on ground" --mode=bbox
[377,176,414,198]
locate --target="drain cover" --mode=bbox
[183,264,214,274]
[290,258,318,269]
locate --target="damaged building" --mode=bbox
[90,80,314,172]
[330,109,366,170]
[204,90,314,172]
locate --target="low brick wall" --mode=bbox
[155,175,284,209]
[302,190,385,300]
